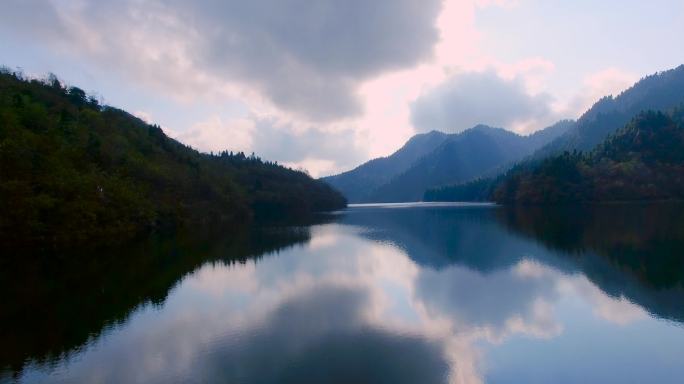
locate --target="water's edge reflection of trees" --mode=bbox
[0,222,318,377]
[498,204,684,323]
[343,203,684,322]
[3,204,684,378]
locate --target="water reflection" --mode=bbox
[0,225,314,379]
[498,204,684,322]
[3,204,684,383]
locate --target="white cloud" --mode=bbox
[1,0,444,122]
[410,70,555,133]
[556,67,638,118]
[174,116,255,154]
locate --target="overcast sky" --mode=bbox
[2,0,683,176]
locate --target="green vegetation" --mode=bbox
[423,177,493,202]
[0,69,346,248]
[493,109,684,203]
[534,64,684,157]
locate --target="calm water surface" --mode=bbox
[2,203,684,383]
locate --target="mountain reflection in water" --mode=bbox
[2,203,684,383]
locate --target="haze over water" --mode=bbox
[3,203,684,383]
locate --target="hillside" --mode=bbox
[368,122,571,203]
[368,126,535,202]
[322,130,449,202]
[325,122,571,203]
[535,65,684,157]
[0,70,346,247]
[493,109,684,203]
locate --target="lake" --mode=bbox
[2,203,684,383]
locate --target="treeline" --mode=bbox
[493,108,684,203]
[0,69,346,248]
[423,177,493,202]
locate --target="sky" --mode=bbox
[1,0,683,177]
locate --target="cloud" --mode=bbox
[183,0,444,121]
[173,116,256,154]
[251,120,365,171]
[171,115,366,177]
[558,68,638,118]
[1,0,443,122]
[416,260,562,341]
[0,0,67,41]
[410,70,554,133]
[192,285,451,384]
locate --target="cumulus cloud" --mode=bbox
[172,116,366,177]
[410,70,554,133]
[183,0,444,120]
[174,116,256,154]
[251,120,365,169]
[559,67,638,118]
[1,0,443,122]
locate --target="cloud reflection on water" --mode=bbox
[17,214,674,384]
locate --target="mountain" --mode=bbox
[367,126,537,202]
[321,130,449,202]
[424,65,684,203]
[0,69,346,248]
[535,64,684,157]
[325,121,572,203]
[493,108,684,203]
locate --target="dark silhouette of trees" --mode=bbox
[492,108,684,204]
[0,69,346,248]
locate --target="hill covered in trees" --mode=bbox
[324,121,572,203]
[0,69,345,248]
[534,64,684,158]
[492,108,684,203]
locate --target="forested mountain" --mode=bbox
[322,130,449,202]
[534,65,684,157]
[0,70,345,248]
[425,65,684,203]
[325,121,572,203]
[493,108,684,203]
[368,126,537,202]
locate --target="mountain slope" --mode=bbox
[325,121,572,203]
[367,126,529,202]
[493,108,684,203]
[0,70,346,247]
[322,130,449,202]
[535,65,684,157]
[367,122,573,202]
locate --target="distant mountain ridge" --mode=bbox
[323,121,573,203]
